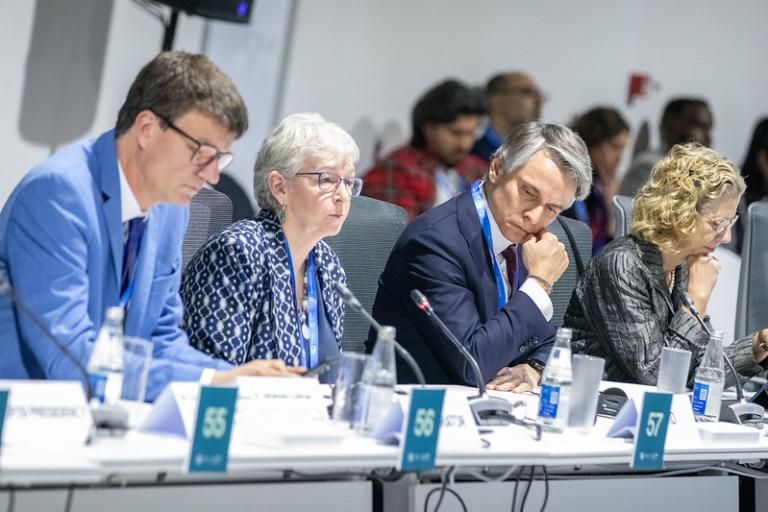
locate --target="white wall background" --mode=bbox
[279,0,768,176]
[2,0,768,206]
[0,0,206,204]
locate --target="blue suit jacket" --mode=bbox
[369,190,554,385]
[0,130,231,400]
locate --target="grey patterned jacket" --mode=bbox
[180,209,346,366]
[564,235,762,386]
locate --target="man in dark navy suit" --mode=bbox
[369,122,592,391]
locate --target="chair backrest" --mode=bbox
[735,202,768,338]
[548,216,593,327]
[612,195,634,238]
[325,196,408,353]
[182,186,234,269]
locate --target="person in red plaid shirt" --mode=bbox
[364,79,487,220]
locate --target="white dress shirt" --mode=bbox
[480,186,553,321]
[117,163,147,223]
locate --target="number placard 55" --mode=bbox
[201,406,228,439]
[413,407,435,437]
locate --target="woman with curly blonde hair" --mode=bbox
[564,143,768,385]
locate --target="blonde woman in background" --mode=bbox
[564,143,768,385]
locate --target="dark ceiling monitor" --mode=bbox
[154,0,254,24]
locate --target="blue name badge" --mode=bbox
[399,388,446,471]
[631,391,673,471]
[187,386,238,473]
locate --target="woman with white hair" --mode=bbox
[181,113,361,372]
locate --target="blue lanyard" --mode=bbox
[283,241,319,369]
[470,180,517,310]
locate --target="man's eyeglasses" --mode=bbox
[700,212,739,234]
[150,109,234,171]
[295,172,363,197]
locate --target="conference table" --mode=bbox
[1,381,767,512]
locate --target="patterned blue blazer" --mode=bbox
[181,209,346,367]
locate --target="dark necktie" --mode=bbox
[121,218,146,297]
[501,244,517,295]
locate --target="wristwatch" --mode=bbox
[526,358,546,374]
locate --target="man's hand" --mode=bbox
[485,363,541,392]
[521,231,569,286]
[211,359,305,385]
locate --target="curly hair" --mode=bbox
[631,143,745,253]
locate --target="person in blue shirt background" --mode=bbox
[472,71,545,163]
[0,51,298,401]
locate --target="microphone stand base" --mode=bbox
[469,395,515,426]
[91,403,130,431]
[719,399,764,429]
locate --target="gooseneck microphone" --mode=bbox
[410,289,484,392]
[410,289,518,426]
[335,282,426,386]
[0,273,94,400]
[683,293,763,427]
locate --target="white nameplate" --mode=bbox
[600,381,698,442]
[140,382,200,438]
[141,377,340,445]
[437,387,483,453]
[1,380,91,447]
[233,377,343,446]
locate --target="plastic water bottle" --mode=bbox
[87,307,125,405]
[692,330,725,422]
[355,325,397,435]
[538,327,573,432]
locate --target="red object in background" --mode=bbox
[627,73,651,105]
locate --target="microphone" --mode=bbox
[335,282,426,386]
[409,289,518,427]
[0,273,94,399]
[683,293,763,427]
[0,273,128,431]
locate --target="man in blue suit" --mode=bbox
[370,122,592,391]
[0,52,297,401]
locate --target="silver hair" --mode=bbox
[491,121,592,200]
[253,113,360,209]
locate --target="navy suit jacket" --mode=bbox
[369,190,554,385]
[0,130,231,400]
